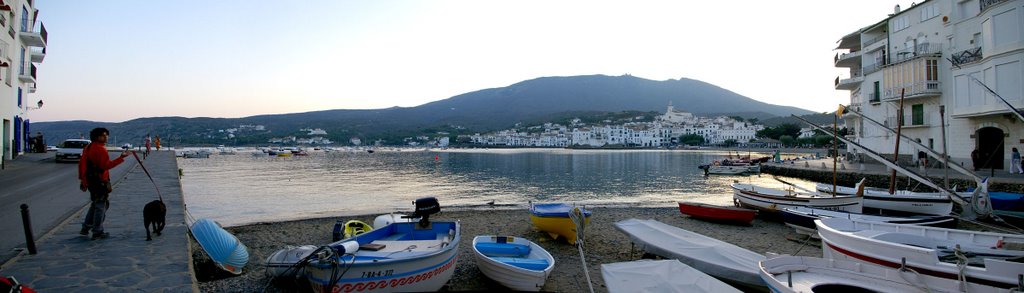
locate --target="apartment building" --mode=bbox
[837,0,1022,170]
[0,0,46,166]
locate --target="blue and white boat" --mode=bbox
[780,206,957,238]
[190,218,249,275]
[304,197,460,292]
[472,235,555,291]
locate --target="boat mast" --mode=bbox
[940,106,950,189]
[889,89,906,194]
[832,105,839,196]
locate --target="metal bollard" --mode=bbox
[20,204,37,254]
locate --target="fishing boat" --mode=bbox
[698,164,750,175]
[529,203,591,245]
[816,217,1024,289]
[602,260,742,293]
[471,235,555,291]
[780,206,956,238]
[760,255,1018,293]
[677,201,757,225]
[190,218,249,275]
[731,179,865,214]
[613,218,766,290]
[815,183,953,216]
[304,197,461,292]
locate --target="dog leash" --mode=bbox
[131,151,164,202]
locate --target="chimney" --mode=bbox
[895,4,901,14]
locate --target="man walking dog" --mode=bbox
[79,128,130,239]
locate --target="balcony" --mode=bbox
[893,43,942,64]
[30,47,44,63]
[950,47,982,68]
[18,21,46,48]
[868,93,881,104]
[28,84,36,93]
[883,81,942,101]
[834,72,864,90]
[835,51,862,68]
[981,0,1009,12]
[18,63,36,83]
[861,35,887,47]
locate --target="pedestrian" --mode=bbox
[35,132,44,153]
[1012,148,1023,174]
[971,149,981,171]
[918,150,928,172]
[154,135,161,151]
[79,127,130,240]
[773,149,781,163]
[144,134,152,159]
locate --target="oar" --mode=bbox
[773,176,816,193]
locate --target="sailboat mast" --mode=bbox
[889,89,906,194]
[833,106,839,196]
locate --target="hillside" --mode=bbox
[34,74,817,146]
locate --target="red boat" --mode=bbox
[677,201,757,225]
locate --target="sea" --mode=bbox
[179,148,820,227]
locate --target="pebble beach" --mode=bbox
[192,206,824,292]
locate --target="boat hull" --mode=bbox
[780,207,956,239]
[472,236,554,291]
[732,184,863,214]
[760,256,1014,293]
[603,260,742,293]
[816,217,1024,289]
[305,221,461,292]
[677,201,756,225]
[191,218,249,275]
[529,203,591,245]
[816,183,953,216]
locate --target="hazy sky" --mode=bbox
[31,0,917,122]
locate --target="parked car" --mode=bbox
[56,139,91,162]
[46,145,57,152]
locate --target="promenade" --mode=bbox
[763,156,1024,187]
[0,151,197,292]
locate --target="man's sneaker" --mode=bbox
[92,232,110,240]
[80,227,90,236]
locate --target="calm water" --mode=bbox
[180,148,818,226]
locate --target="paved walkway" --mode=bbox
[765,156,1024,185]
[0,151,197,292]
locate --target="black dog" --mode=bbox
[143,200,166,241]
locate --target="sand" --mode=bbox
[192,207,823,292]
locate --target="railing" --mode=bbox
[894,43,943,63]
[29,64,36,80]
[950,47,982,67]
[836,51,861,63]
[863,62,883,75]
[862,35,887,47]
[883,81,942,100]
[38,22,46,44]
[868,93,880,103]
[981,0,1009,12]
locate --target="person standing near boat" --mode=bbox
[79,127,130,239]
[144,134,152,159]
[917,150,928,174]
[1011,148,1022,174]
[154,135,161,151]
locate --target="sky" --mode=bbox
[31,0,919,122]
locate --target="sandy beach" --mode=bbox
[192,207,823,292]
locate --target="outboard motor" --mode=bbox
[407,197,440,229]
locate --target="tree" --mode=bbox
[679,134,705,145]
[723,139,738,147]
[814,135,834,147]
[729,116,745,122]
[779,135,796,146]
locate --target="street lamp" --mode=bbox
[27,99,43,110]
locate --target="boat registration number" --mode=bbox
[361,269,394,278]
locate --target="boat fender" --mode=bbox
[332,241,360,255]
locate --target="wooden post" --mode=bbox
[889,89,906,194]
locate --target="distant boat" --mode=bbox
[472,235,555,291]
[603,260,742,293]
[677,201,757,225]
[732,179,865,214]
[528,203,591,245]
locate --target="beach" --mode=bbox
[192,206,823,292]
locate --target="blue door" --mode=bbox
[13,116,20,154]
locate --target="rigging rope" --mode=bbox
[569,206,595,293]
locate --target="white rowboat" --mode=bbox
[471,236,555,291]
[815,183,953,216]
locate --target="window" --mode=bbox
[912,104,924,125]
[893,16,910,31]
[927,59,938,81]
[920,4,940,21]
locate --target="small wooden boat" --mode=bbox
[305,197,460,292]
[816,217,1024,289]
[602,260,742,293]
[614,218,766,290]
[760,255,1017,293]
[732,179,865,214]
[529,203,591,245]
[190,218,249,275]
[815,183,953,216]
[472,235,555,291]
[677,201,757,225]
[780,206,957,238]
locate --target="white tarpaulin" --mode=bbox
[613,218,767,289]
[602,260,742,293]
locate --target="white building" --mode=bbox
[837,0,1023,170]
[1,0,46,165]
[308,128,327,135]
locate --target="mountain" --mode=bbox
[34,74,816,145]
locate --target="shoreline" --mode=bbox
[192,207,823,292]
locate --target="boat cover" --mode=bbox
[601,260,742,293]
[614,218,765,288]
[530,203,592,217]
[191,218,249,275]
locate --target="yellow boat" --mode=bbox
[529,203,591,245]
[343,220,373,239]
